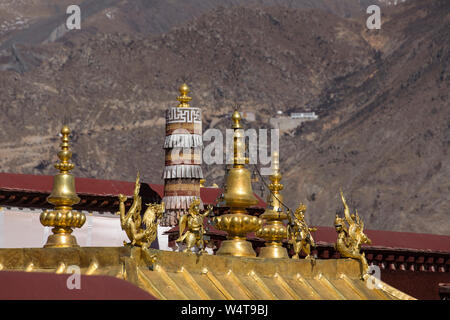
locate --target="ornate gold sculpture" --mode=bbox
[117,172,165,250]
[176,198,213,253]
[334,191,372,274]
[213,111,263,257]
[287,204,317,260]
[256,151,289,259]
[40,125,86,248]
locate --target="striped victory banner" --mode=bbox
[161,84,203,226]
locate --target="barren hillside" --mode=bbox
[0,0,448,234]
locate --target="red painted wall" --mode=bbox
[380,270,450,300]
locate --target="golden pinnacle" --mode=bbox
[55,125,75,173]
[256,151,289,259]
[231,110,242,129]
[213,109,261,257]
[177,83,192,107]
[40,125,85,248]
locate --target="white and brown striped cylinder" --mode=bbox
[161,105,203,226]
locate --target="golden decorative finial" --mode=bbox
[334,190,372,276]
[231,110,242,129]
[40,125,85,248]
[231,110,246,166]
[256,151,289,258]
[212,110,262,257]
[177,83,192,107]
[55,125,75,173]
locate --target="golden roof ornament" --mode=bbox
[231,109,243,129]
[256,151,289,258]
[40,125,85,248]
[176,198,213,253]
[212,110,262,257]
[287,204,317,260]
[117,172,165,251]
[334,190,372,276]
[177,83,192,108]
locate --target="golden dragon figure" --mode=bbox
[117,172,165,251]
[287,203,317,260]
[334,190,372,275]
[176,198,213,253]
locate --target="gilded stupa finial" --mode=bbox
[268,151,283,194]
[212,108,262,257]
[55,125,75,173]
[256,151,289,258]
[231,110,242,129]
[40,125,85,248]
[231,110,246,166]
[177,83,192,107]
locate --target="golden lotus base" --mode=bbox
[258,245,289,259]
[216,239,256,257]
[43,233,80,248]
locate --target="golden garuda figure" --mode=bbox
[287,204,317,260]
[176,198,213,253]
[334,191,372,274]
[117,172,165,251]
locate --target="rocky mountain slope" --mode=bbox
[0,0,375,43]
[0,0,448,234]
[281,0,449,234]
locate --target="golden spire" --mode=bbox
[212,110,262,257]
[231,110,242,129]
[231,110,246,166]
[177,83,192,107]
[40,125,86,248]
[256,151,289,258]
[54,125,74,172]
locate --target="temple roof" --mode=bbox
[0,172,266,210]
[0,246,415,300]
[0,172,163,198]
[0,172,444,300]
